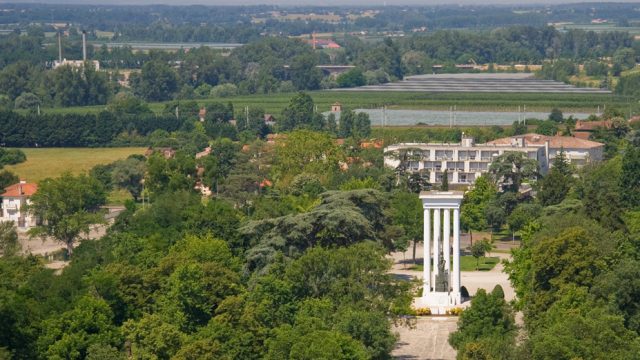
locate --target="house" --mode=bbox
[264,114,276,126]
[485,133,604,167]
[331,102,342,112]
[195,146,212,159]
[573,120,612,140]
[1,181,38,230]
[144,147,176,159]
[384,134,603,185]
[360,139,384,149]
[53,59,101,71]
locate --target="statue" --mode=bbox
[434,251,449,292]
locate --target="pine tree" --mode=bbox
[441,169,449,191]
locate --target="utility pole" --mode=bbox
[454,105,457,127]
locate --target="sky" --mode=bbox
[9,0,640,5]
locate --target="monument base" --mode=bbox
[413,292,465,315]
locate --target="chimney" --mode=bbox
[82,30,87,61]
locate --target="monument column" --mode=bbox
[453,207,461,301]
[423,208,431,293]
[419,191,464,309]
[433,208,441,279]
[443,208,451,282]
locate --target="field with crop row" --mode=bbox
[37,91,636,117]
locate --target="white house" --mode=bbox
[384,134,603,185]
[1,181,38,229]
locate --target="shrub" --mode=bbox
[415,307,431,316]
[446,307,464,316]
[210,83,238,98]
[491,285,505,299]
[14,92,40,109]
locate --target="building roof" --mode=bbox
[574,120,612,131]
[3,182,37,197]
[486,133,603,149]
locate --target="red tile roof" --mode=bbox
[486,133,603,149]
[3,182,37,197]
[574,120,612,131]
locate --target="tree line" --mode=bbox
[0,110,188,147]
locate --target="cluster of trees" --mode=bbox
[448,119,640,357]
[0,59,115,108]
[0,109,189,147]
[2,21,639,109]
[0,120,422,358]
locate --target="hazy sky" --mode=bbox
[10,0,640,5]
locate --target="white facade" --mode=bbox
[384,136,548,185]
[1,196,36,229]
[1,181,38,230]
[385,134,604,185]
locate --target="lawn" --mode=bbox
[408,256,500,272]
[4,147,146,183]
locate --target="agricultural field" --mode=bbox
[4,147,146,183]
[41,90,636,117]
[557,23,640,36]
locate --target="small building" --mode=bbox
[144,147,176,159]
[195,146,212,159]
[573,120,612,140]
[264,114,276,126]
[1,181,38,230]
[331,102,342,112]
[52,59,101,71]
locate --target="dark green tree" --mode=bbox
[489,151,538,192]
[280,92,315,132]
[28,173,106,256]
[131,60,179,102]
[620,145,640,209]
[449,289,516,358]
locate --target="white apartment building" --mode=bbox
[384,134,603,185]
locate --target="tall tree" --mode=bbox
[280,92,315,132]
[489,151,538,192]
[461,175,496,244]
[131,60,179,102]
[449,288,516,358]
[620,145,640,209]
[391,191,423,263]
[0,221,19,256]
[111,157,146,202]
[538,149,573,206]
[28,173,106,256]
[272,130,344,186]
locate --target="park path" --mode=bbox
[389,236,518,359]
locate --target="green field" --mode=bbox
[37,91,637,117]
[4,147,146,183]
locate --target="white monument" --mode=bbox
[416,190,464,311]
